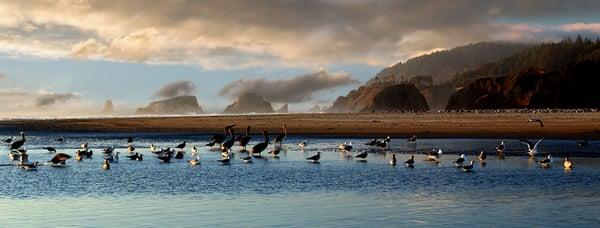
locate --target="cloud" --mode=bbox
[1,1,600,68]
[218,71,358,103]
[154,80,197,98]
[0,73,6,79]
[34,92,80,107]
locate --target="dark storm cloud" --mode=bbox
[218,71,358,103]
[154,80,197,98]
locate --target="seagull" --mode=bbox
[251,130,269,156]
[496,141,505,153]
[127,145,136,153]
[426,149,443,161]
[273,125,287,145]
[564,157,573,169]
[42,146,57,153]
[526,117,544,128]
[520,138,543,156]
[102,159,110,170]
[150,143,157,153]
[407,134,417,142]
[175,141,187,151]
[48,153,71,166]
[338,142,353,151]
[390,154,397,165]
[537,154,552,168]
[191,145,198,154]
[354,151,368,161]
[478,150,487,164]
[453,154,466,167]
[189,154,200,166]
[462,161,475,172]
[404,155,415,167]
[9,132,26,151]
[298,140,309,149]
[306,152,321,162]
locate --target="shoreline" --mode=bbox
[1,112,599,139]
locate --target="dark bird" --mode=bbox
[478,151,487,163]
[221,128,235,152]
[577,140,588,147]
[274,125,287,144]
[306,152,321,162]
[407,134,417,142]
[49,153,72,165]
[354,151,368,160]
[206,124,236,147]
[3,136,13,144]
[269,145,282,156]
[496,141,505,152]
[126,137,134,144]
[175,151,185,159]
[526,117,544,128]
[126,153,141,160]
[537,154,552,168]
[453,154,466,167]
[365,138,378,146]
[157,154,171,163]
[404,155,415,167]
[56,137,65,143]
[251,130,269,156]
[390,154,397,165]
[9,132,26,151]
[462,161,475,172]
[175,141,187,151]
[43,146,57,153]
[237,126,252,150]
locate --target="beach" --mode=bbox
[1,112,599,138]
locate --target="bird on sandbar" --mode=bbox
[175,141,187,151]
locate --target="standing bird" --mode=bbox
[462,161,475,172]
[150,143,157,153]
[127,145,136,154]
[426,149,443,161]
[338,142,353,151]
[206,124,236,147]
[365,138,378,146]
[189,154,200,166]
[191,145,198,154]
[496,141,505,153]
[564,157,573,169]
[526,117,544,128]
[43,146,57,153]
[306,152,321,163]
[404,155,415,167]
[251,130,269,156]
[537,154,552,168]
[407,134,417,142]
[9,132,26,151]
[49,153,72,166]
[478,150,487,164]
[102,159,110,170]
[298,140,309,149]
[390,154,397,165]
[453,154,466,167]
[520,138,543,156]
[354,151,368,161]
[221,129,235,153]
[274,125,287,145]
[175,141,187,151]
[237,126,252,151]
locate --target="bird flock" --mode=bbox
[0,117,584,172]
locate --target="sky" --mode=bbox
[1,0,600,117]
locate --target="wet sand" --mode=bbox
[1,112,599,138]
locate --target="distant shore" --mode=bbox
[1,112,599,139]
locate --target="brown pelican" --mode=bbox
[206,124,236,147]
[537,154,552,168]
[43,147,57,153]
[404,155,415,167]
[526,117,544,128]
[49,153,71,166]
[520,138,543,156]
[306,152,321,162]
[462,161,475,172]
[338,142,353,151]
[221,128,235,152]
[251,130,269,156]
[390,154,397,165]
[102,159,110,170]
[9,132,25,151]
[564,157,573,169]
[236,126,252,151]
[274,125,287,145]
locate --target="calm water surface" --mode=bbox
[1,132,599,227]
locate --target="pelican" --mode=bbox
[526,117,544,128]
[206,124,236,147]
[564,157,573,169]
[273,125,287,145]
[478,150,487,164]
[237,126,252,151]
[462,161,475,172]
[354,151,368,161]
[9,132,25,151]
[189,154,200,166]
[299,140,309,149]
[306,152,321,162]
[390,154,397,165]
[150,143,157,153]
[175,141,187,151]
[453,154,466,167]
[42,146,57,153]
[537,154,552,168]
[48,153,71,167]
[520,138,543,156]
[407,134,417,142]
[242,155,254,163]
[338,142,353,151]
[221,128,235,152]
[127,145,136,154]
[404,155,415,167]
[251,130,269,156]
[102,159,110,170]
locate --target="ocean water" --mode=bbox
[1,132,599,227]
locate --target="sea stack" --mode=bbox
[135,95,204,115]
[223,92,274,114]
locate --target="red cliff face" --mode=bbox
[328,83,429,112]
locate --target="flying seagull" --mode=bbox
[526,117,544,128]
[519,138,543,156]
